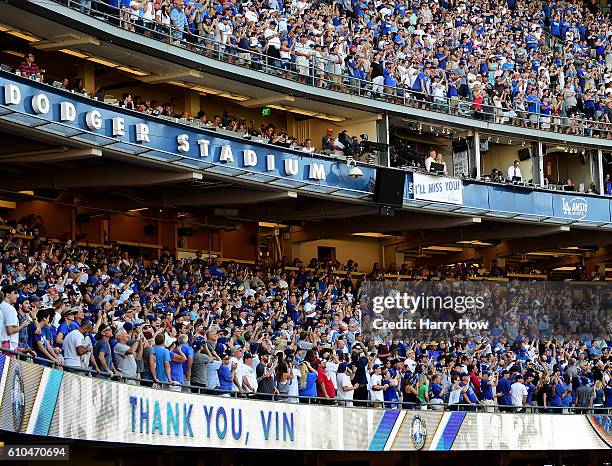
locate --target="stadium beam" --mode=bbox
[515,230,612,254]
[33,37,100,50]
[291,215,481,244]
[239,96,295,108]
[167,190,298,207]
[139,70,205,84]
[0,168,204,190]
[0,147,101,163]
[387,224,570,252]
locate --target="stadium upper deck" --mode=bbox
[3,0,612,148]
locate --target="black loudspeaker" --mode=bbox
[144,224,155,236]
[75,213,90,224]
[177,227,194,237]
[374,167,405,207]
[452,139,468,152]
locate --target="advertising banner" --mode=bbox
[552,194,612,223]
[462,180,612,223]
[0,356,608,451]
[413,173,463,205]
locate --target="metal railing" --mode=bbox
[36,0,612,140]
[4,349,610,415]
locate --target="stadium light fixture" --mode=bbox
[2,50,25,57]
[191,86,220,94]
[423,246,463,252]
[6,30,40,42]
[268,105,319,117]
[351,232,392,238]
[0,200,16,209]
[258,222,289,228]
[456,240,495,246]
[87,57,119,68]
[59,49,88,58]
[218,93,249,102]
[316,114,345,122]
[117,66,149,77]
[527,251,559,257]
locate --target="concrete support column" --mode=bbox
[184,90,201,119]
[376,114,390,167]
[473,131,481,179]
[536,141,545,185]
[76,62,96,94]
[597,148,604,195]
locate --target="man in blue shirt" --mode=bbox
[526,89,540,129]
[217,351,234,394]
[151,333,171,384]
[480,370,497,412]
[604,174,611,196]
[496,370,513,411]
[524,373,537,411]
[169,0,188,44]
[458,372,479,410]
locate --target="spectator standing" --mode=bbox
[93,324,117,378]
[150,332,171,386]
[575,378,594,414]
[316,359,336,401]
[114,327,142,381]
[604,174,611,195]
[0,285,29,354]
[510,374,528,412]
[63,321,93,369]
[480,371,497,412]
[298,360,318,400]
[256,350,276,399]
[368,364,386,408]
[496,370,512,411]
[336,363,357,406]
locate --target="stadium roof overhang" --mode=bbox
[2,97,612,239]
[3,121,612,260]
[4,0,612,150]
[0,108,482,232]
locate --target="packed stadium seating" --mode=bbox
[41,0,612,139]
[1,229,610,413]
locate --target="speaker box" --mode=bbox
[374,167,405,207]
[144,224,155,236]
[75,213,90,224]
[452,139,468,152]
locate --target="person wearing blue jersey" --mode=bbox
[496,370,513,411]
[480,371,497,412]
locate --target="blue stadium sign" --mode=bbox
[0,71,375,197]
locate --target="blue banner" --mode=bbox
[552,194,612,223]
[463,181,612,223]
[0,71,375,195]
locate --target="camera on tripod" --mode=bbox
[337,130,388,164]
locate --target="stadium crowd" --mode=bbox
[0,227,611,413]
[59,0,612,137]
